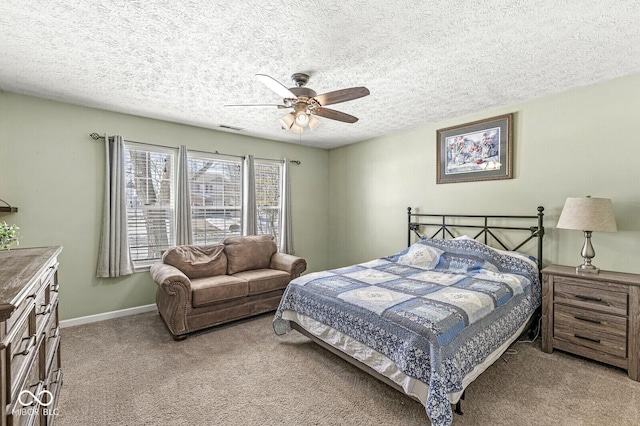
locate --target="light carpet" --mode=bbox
[56,311,640,425]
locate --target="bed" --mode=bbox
[273,207,545,426]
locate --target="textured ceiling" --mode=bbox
[1,1,640,149]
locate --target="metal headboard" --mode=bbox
[407,206,545,271]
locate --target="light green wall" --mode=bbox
[328,73,640,274]
[2,72,639,321]
[0,91,329,320]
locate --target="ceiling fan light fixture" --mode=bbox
[293,102,310,127]
[279,112,295,129]
[308,114,320,131]
[295,111,309,126]
[243,73,370,134]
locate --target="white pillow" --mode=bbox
[397,244,444,269]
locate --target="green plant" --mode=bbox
[0,221,19,250]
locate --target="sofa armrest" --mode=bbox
[270,252,307,279]
[150,263,192,293]
[150,262,193,337]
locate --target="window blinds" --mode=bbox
[121,142,285,267]
[255,160,282,244]
[187,154,242,245]
[124,146,175,264]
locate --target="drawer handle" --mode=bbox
[52,368,62,385]
[574,334,601,344]
[574,315,602,325]
[49,326,60,339]
[574,294,602,302]
[38,303,53,316]
[14,335,37,357]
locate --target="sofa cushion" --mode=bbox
[190,275,248,308]
[224,235,277,275]
[162,244,227,279]
[232,269,291,295]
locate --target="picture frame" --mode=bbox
[436,113,513,184]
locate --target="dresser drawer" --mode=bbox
[5,261,56,338]
[5,294,36,339]
[5,303,38,401]
[45,368,63,425]
[44,300,60,377]
[554,308,627,358]
[554,304,627,337]
[554,280,627,316]
[7,357,42,426]
[34,281,53,337]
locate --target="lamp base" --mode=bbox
[576,231,599,274]
[576,263,600,274]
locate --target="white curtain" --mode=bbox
[96,135,134,277]
[242,155,257,235]
[176,145,192,245]
[279,159,294,254]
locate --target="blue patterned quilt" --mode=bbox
[273,238,540,426]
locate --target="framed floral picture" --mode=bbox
[436,113,513,184]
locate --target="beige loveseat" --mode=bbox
[150,235,306,340]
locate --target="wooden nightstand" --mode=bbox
[541,265,640,381]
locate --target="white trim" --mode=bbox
[60,304,157,328]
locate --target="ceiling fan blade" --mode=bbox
[224,103,288,108]
[256,74,297,99]
[311,107,359,123]
[313,87,370,106]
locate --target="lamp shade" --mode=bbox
[279,112,295,130]
[556,196,617,232]
[308,114,320,131]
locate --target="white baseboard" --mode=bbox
[60,304,157,329]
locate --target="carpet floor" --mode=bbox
[56,311,640,425]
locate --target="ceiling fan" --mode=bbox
[226,73,370,133]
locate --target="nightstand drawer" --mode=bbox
[554,280,627,316]
[554,311,627,358]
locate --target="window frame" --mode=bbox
[254,159,283,246]
[123,142,178,271]
[120,144,287,271]
[187,151,243,246]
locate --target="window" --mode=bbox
[121,145,285,268]
[188,154,242,245]
[124,144,176,266]
[255,160,282,245]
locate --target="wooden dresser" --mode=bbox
[541,264,640,381]
[0,247,63,426]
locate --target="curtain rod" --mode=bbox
[89,133,301,165]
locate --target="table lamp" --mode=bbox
[556,196,617,273]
